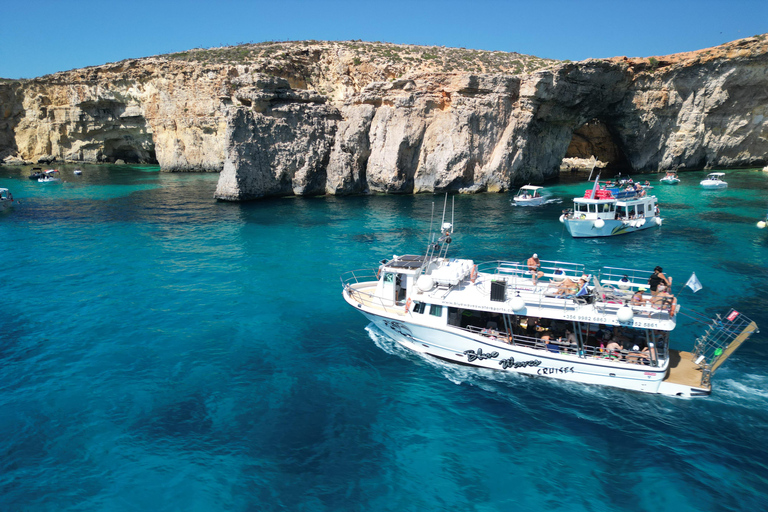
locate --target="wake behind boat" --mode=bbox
[340,200,758,398]
[560,177,662,237]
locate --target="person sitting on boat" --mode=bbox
[648,266,670,296]
[631,288,647,306]
[651,284,678,317]
[554,277,580,296]
[527,254,544,285]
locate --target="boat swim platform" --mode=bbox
[663,350,710,391]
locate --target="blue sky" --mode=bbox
[2,0,767,79]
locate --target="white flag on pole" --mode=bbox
[685,272,703,293]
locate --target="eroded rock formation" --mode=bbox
[1,36,767,200]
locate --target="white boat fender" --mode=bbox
[655,217,663,226]
[511,295,526,313]
[637,218,646,227]
[416,275,434,292]
[594,218,605,229]
[758,221,767,229]
[559,214,565,224]
[617,305,634,323]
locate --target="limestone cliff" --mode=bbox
[1,36,767,200]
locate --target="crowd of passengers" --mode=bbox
[455,309,666,364]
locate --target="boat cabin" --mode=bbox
[514,185,543,200]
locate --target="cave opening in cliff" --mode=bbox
[103,139,157,164]
[563,119,630,174]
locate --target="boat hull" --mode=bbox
[356,307,678,395]
[564,218,660,238]
[700,181,727,189]
[513,197,545,206]
[660,179,679,185]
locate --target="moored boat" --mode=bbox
[660,171,680,184]
[340,214,758,397]
[700,172,727,189]
[0,188,15,211]
[512,185,545,206]
[28,168,44,180]
[38,169,61,183]
[560,179,662,237]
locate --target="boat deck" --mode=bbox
[663,350,710,391]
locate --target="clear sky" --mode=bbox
[2,0,767,79]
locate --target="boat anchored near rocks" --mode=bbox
[341,205,758,398]
[700,172,727,189]
[560,178,662,237]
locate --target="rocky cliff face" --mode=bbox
[2,37,767,200]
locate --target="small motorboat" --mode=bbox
[28,167,44,180]
[38,169,62,183]
[660,171,680,185]
[513,185,545,206]
[74,169,82,175]
[758,213,768,229]
[0,188,15,211]
[700,172,727,189]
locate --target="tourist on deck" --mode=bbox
[527,253,544,285]
[631,288,647,306]
[648,266,670,295]
[652,284,678,317]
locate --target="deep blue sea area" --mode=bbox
[1,164,767,512]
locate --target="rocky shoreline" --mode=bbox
[2,36,767,200]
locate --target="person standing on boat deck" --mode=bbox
[527,254,544,284]
[648,266,670,296]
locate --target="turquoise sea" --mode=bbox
[1,164,767,512]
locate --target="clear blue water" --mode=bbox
[1,164,767,512]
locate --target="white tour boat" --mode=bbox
[513,185,545,206]
[660,171,680,185]
[560,180,662,237]
[38,169,62,183]
[0,188,15,211]
[341,212,759,398]
[700,172,727,189]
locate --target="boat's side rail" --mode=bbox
[598,266,669,293]
[341,269,405,315]
[477,260,586,283]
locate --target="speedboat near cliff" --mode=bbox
[38,169,61,183]
[512,185,545,206]
[700,172,727,189]
[0,188,15,211]
[560,179,662,237]
[340,208,758,397]
[28,168,44,180]
[660,171,680,185]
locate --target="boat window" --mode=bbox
[636,204,645,216]
[413,302,426,314]
[576,203,589,212]
[429,305,443,317]
[383,273,394,283]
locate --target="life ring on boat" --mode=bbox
[580,214,586,220]
[405,298,412,313]
[470,265,478,283]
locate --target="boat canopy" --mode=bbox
[519,185,543,191]
[707,172,725,178]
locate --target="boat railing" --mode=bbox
[459,326,665,367]
[340,269,404,315]
[597,266,663,292]
[477,259,586,283]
